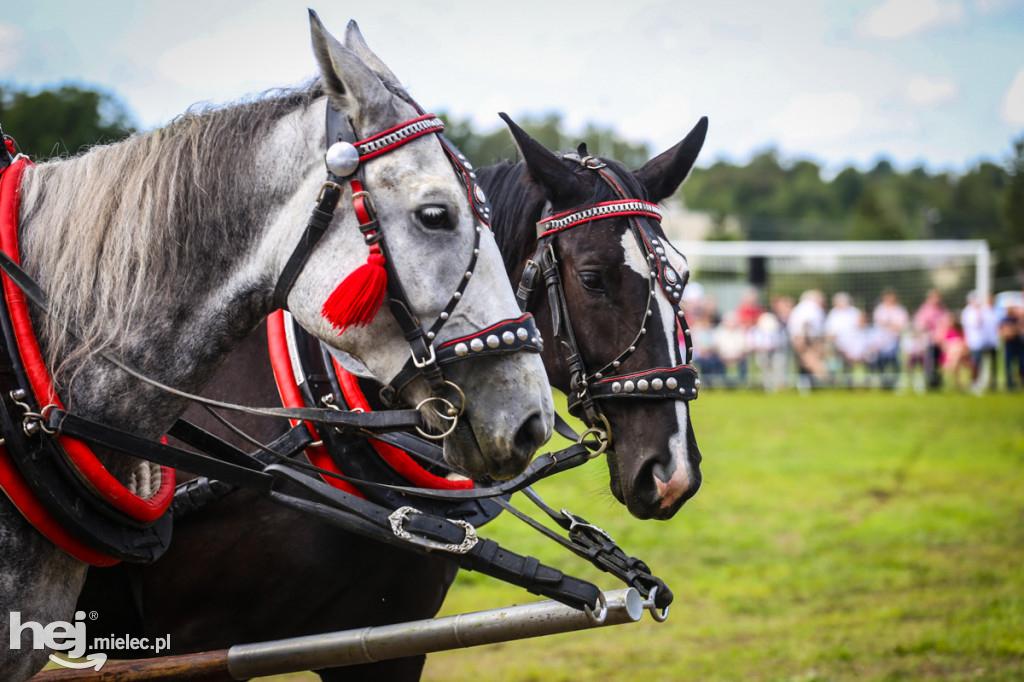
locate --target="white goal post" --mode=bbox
[673,239,991,313]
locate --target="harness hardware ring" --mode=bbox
[577,412,612,459]
[17,403,59,436]
[442,380,467,417]
[643,585,670,622]
[583,591,609,625]
[576,427,609,459]
[413,396,459,441]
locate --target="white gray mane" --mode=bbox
[16,83,325,387]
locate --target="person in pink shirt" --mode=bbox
[937,312,972,390]
[913,288,947,390]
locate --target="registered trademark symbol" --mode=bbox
[89,611,99,621]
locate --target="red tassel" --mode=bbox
[322,250,388,333]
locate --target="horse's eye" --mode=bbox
[415,205,452,230]
[579,271,606,293]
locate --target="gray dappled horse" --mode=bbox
[77,21,708,682]
[0,13,553,681]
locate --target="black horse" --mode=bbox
[78,105,708,680]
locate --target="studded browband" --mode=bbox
[538,200,663,236]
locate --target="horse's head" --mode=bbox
[275,14,553,480]
[498,115,708,519]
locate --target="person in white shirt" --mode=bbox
[788,290,827,386]
[872,288,909,389]
[824,292,862,383]
[961,291,999,391]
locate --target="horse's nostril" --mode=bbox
[513,412,547,457]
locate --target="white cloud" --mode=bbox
[769,91,864,145]
[1001,67,1024,126]
[156,22,309,90]
[859,0,964,39]
[906,75,958,105]
[0,22,22,72]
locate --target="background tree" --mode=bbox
[438,111,650,170]
[1004,134,1024,278]
[0,84,136,159]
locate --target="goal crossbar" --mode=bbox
[675,240,991,298]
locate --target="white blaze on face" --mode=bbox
[620,229,694,509]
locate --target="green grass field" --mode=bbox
[257,391,1024,682]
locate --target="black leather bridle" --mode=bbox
[515,150,700,448]
[272,102,544,430]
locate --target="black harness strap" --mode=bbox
[272,181,343,311]
[45,409,275,494]
[496,490,673,610]
[264,464,602,611]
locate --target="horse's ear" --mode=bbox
[343,20,404,93]
[309,10,394,128]
[634,116,708,203]
[499,112,584,206]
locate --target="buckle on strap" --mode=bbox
[411,341,437,369]
[561,508,614,544]
[388,505,478,554]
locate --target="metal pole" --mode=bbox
[227,587,645,679]
[29,589,649,681]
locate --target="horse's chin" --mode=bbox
[606,448,701,521]
[442,421,527,482]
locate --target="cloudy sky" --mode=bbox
[2,0,1023,173]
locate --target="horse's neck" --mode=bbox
[15,108,318,438]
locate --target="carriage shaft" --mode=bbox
[29,588,645,681]
[228,587,644,678]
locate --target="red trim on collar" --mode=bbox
[266,310,472,491]
[0,159,173,565]
[267,310,362,497]
[333,360,472,491]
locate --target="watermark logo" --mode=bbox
[9,610,170,671]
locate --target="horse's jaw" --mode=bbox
[605,400,702,520]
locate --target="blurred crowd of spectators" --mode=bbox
[682,284,1024,393]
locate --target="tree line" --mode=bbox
[0,84,135,159]
[679,146,1024,280]
[2,82,1021,278]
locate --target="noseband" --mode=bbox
[273,103,543,428]
[516,151,699,448]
